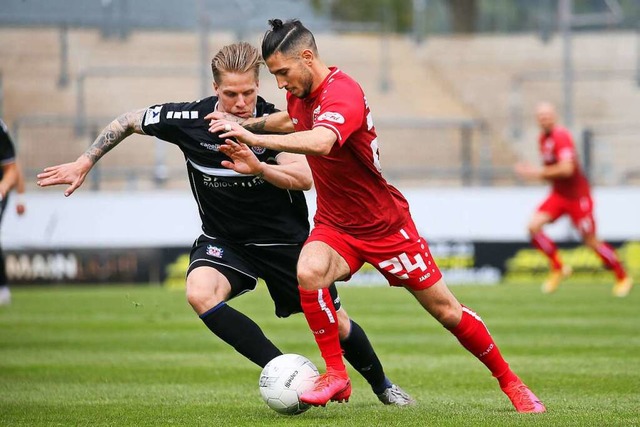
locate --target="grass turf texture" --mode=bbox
[0,282,638,426]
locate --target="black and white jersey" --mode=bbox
[0,119,17,181]
[141,96,310,244]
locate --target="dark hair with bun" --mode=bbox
[262,19,317,61]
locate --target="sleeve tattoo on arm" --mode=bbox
[84,109,145,164]
[243,117,267,133]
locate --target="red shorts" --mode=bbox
[306,218,443,291]
[537,192,596,235]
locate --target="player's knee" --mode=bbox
[185,286,207,312]
[440,309,462,328]
[185,279,225,314]
[430,300,462,329]
[528,222,542,235]
[296,265,325,291]
[582,234,599,249]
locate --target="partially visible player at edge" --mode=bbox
[515,102,632,297]
[0,119,27,306]
[36,42,413,406]
[207,19,546,413]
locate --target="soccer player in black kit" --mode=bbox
[0,118,26,305]
[37,42,413,406]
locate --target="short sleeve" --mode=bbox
[554,129,576,162]
[140,101,203,146]
[314,80,364,146]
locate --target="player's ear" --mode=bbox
[301,49,314,66]
[212,81,219,94]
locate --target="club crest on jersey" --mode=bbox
[251,146,266,155]
[317,111,345,124]
[206,245,224,258]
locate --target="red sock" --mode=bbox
[449,306,516,388]
[532,232,563,270]
[595,243,627,280]
[298,286,345,372]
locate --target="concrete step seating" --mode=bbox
[3,27,510,190]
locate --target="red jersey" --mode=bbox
[286,67,410,239]
[538,126,591,198]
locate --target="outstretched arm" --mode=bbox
[515,160,575,182]
[243,111,295,134]
[209,120,336,156]
[205,110,295,134]
[37,109,145,196]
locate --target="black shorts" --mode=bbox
[187,234,341,318]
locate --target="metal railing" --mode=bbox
[73,66,200,136]
[582,124,640,185]
[509,69,638,141]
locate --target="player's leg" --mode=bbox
[408,280,545,413]
[529,211,562,271]
[369,219,544,413]
[335,307,415,406]
[0,246,10,306]
[529,197,571,293]
[186,237,281,367]
[296,236,355,406]
[572,204,632,297]
[256,242,412,406]
[335,309,386,392]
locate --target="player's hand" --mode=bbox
[209,120,259,147]
[36,156,93,197]
[514,162,542,181]
[219,139,265,177]
[15,202,25,216]
[204,111,246,124]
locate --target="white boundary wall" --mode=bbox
[3,187,639,249]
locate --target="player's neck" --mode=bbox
[309,63,332,95]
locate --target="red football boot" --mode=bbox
[501,378,546,413]
[300,368,351,407]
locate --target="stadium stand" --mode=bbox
[1,0,638,188]
[1,25,481,190]
[417,31,640,184]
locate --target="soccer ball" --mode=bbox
[258,353,319,415]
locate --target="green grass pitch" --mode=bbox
[0,282,638,426]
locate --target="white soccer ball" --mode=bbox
[258,353,319,415]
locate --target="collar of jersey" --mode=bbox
[307,67,341,101]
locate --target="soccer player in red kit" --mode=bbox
[515,102,632,297]
[208,19,546,413]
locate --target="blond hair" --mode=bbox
[211,42,263,85]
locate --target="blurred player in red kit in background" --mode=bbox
[515,102,632,297]
[209,18,546,413]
